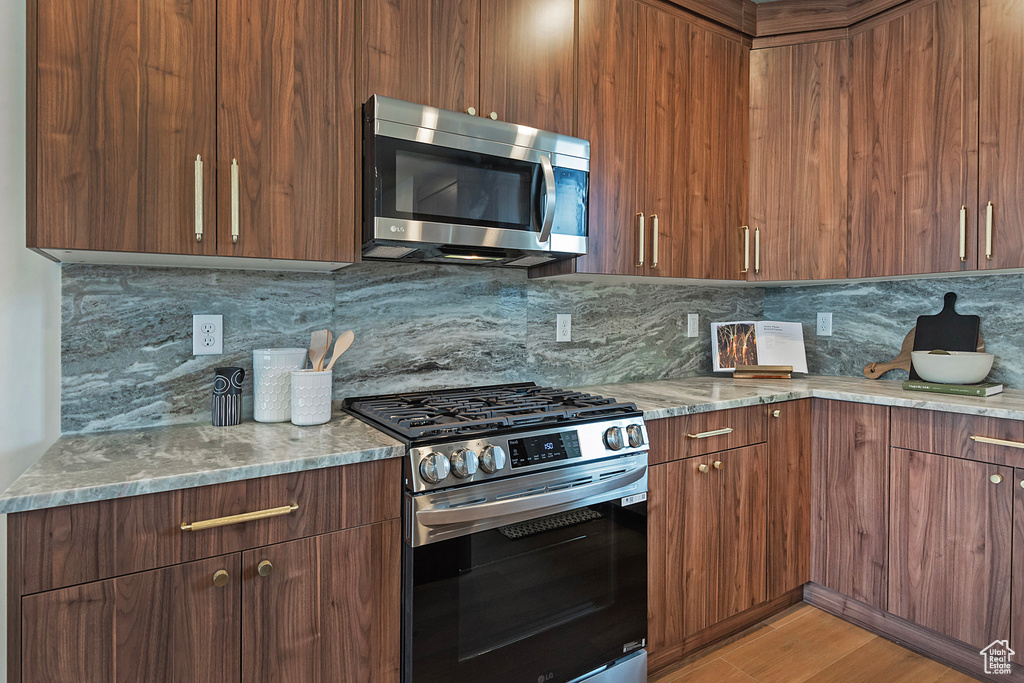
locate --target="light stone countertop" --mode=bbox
[6,375,1024,514]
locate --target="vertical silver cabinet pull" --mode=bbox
[959,205,967,262]
[986,201,994,261]
[636,213,645,267]
[754,227,761,274]
[740,226,750,274]
[231,159,240,244]
[194,155,204,242]
[651,214,659,268]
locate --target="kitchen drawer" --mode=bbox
[891,407,1024,468]
[647,405,767,466]
[16,458,401,594]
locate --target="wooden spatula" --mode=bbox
[325,330,355,371]
[864,327,986,379]
[309,329,330,372]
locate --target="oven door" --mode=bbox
[403,457,647,683]
[367,133,589,257]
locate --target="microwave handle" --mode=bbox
[538,155,557,243]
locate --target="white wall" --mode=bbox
[0,0,62,677]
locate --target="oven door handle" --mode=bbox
[416,465,646,528]
[537,154,557,244]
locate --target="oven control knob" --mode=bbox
[419,453,451,484]
[604,426,625,451]
[479,445,507,474]
[451,449,479,478]
[626,424,645,448]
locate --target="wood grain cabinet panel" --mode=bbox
[647,405,767,466]
[749,40,848,282]
[30,0,217,256]
[891,407,1024,468]
[810,399,889,609]
[21,554,240,683]
[889,449,1012,649]
[767,399,812,598]
[1014,468,1024,665]
[979,0,1024,269]
[849,0,978,278]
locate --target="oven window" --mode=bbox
[406,500,646,683]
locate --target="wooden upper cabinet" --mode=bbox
[479,0,576,135]
[21,554,240,683]
[360,0,480,113]
[889,449,1012,649]
[30,0,217,256]
[978,0,1024,269]
[848,0,979,278]
[218,0,357,263]
[749,40,848,282]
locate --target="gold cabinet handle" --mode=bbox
[467,107,477,116]
[772,409,781,418]
[713,460,724,470]
[1020,480,1024,489]
[636,213,645,267]
[686,427,734,440]
[181,504,298,532]
[194,155,204,242]
[651,214,659,269]
[754,227,761,274]
[697,463,710,474]
[986,201,994,261]
[257,560,274,577]
[213,569,229,587]
[489,111,498,120]
[990,473,1005,484]
[231,159,241,244]
[970,435,1024,450]
[959,205,967,262]
[740,226,750,273]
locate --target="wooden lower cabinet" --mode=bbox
[889,449,1013,650]
[22,554,241,683]
[243,520,401,681]
[1015,468,1024,666]
[767,399,812,598]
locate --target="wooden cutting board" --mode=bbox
[910,292,981,380]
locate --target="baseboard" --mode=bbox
[648,587,803,674]
[804,583,1022,682]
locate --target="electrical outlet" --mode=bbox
[556,314,572,342]
[687,314,700,338]
[193,314,224,355]
[817,312,833,337]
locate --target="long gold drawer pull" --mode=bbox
[754,227,761,274]
[686,427,734,440]
[636,213,645,267]
[651,214,659,269]
[986,201,994,261]
[194,155,204,242]
[231,159,241,244]
[959,205,967,262]
[740,226,750,274]
[181,504,298,532]
[970,435,1024,450]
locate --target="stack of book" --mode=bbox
[733,365,793,379]
[902,380,1003,397]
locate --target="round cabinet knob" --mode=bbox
[480,445,507,473]
[257,560,273,577]
[451,448,480,478]
[419,453,451,484]
[698,464,710,474]
[772,410,781,418]
[604,426,625,451]
[714,461,724,470]
[626,424,645,448]
[489,112,498,120]
[991,473,1004,484]
[213,570,229,587]
[466,107,477,116]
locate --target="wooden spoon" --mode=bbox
[325,330,355,371]
[309,329,330,372]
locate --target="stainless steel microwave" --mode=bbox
[362,96,590,268]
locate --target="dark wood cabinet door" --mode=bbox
[889,449,1012,649]
[479,0,575,134]
[810,400,889,609]
[21,554,240,683]
[849,0,978,278]
[219,0,357,263]
[648,457,714,656]
[1014,469,1024,665]
[360,0,480,114]
[574,0,644,276]
[30,0,217,255]
[767,400,812,598]
[708,444,768,624]
[242,520,401,682]
[749,41,848,282]
[979,0,1024,270]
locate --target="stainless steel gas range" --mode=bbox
[344,383,649,683]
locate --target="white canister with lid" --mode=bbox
[252,348,308,423]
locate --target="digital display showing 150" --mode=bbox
[507,431,582,468]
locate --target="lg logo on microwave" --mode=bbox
[537,675,554,683]
[389,225,405,233]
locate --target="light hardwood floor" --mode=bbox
[649,604,981,682]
